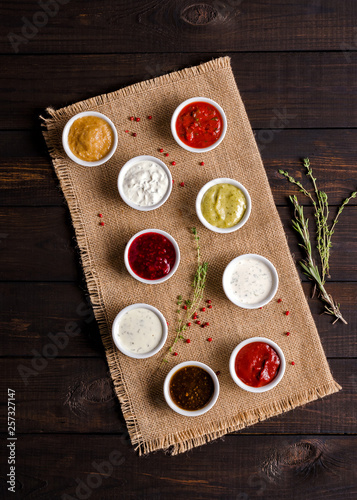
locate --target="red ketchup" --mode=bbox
[128,232,176,280]
[235,342,280,388]
[176,101,223,148]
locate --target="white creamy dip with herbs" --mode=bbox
[123,160,169,206]
[117,308,163,354]
[227,257,273,305]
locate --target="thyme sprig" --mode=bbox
[162,228,208,363]
[279,158,357,324]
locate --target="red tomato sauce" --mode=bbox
[175,101,223,148]
[128,232,176,280]
[235,342,281,387]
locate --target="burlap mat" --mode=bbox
[42,57,340,455]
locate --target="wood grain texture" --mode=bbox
[1,129,357,207]
[0,435,355,499]
[0,206,356,281]
[1,52,357,130]
[1,0,357,54]
[0,282,355,357]
[1,358,356,435]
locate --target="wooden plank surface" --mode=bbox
[0,434,355,500]
[0,206,356,282]
[1,358,355,435]
[1,129,357,207]
[1,52,357,130]
[1,0,356,54]
[1,2,357,498]
[1,282,355,358]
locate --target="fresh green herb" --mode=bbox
[279,158,356,324]
[162,228,208,363]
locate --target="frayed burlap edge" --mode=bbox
[41,56,341,456]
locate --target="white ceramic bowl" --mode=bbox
[163,361,220,416]
[124,229,180,284]
[196,178,251,234]
[112,303,168,359]
[62,111,118,167]
[171,97,227,153]
[223,254,279,309]
[118,155,172,212]
[229,337,286,393]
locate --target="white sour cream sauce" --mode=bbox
[227,257,273,305]
[116,307,163,354]
[123,160,169,206]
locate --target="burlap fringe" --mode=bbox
[41,56,341,456]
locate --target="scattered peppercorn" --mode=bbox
[166,321,169,326]
[286,332,290,336]
[291,361,295,365]
[100,221,105,226]
[125,130,129,133]
[200,161,205,166]
[132,133,137,137]
[172,161,176,166]
[205,322,210,326]
[159,148,164,153]
[172,179,174,184]
[201,307,206,312]
[187,322,191,327]
[173,352,178,356]
[277,298,282,303]
[130,116,134,121]
[201,324,205,328]
[148,115,152,120]
[216,371,220,376]
[196,320,201,325]
[186,339,191,344]
[259,307,263,309]
[165,153,169,157]
[183,305,187,310]
[285,311,290,316]
[135,117,140,122]
[207,338,212,342]
[206,300,212,304]
[98,213,103,218]
[208,305,212,309]
[180,182,185,187]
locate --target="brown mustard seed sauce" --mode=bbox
[169,366,214,411]
[68,115,114,162]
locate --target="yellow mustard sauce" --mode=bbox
[201,183,247,228]
[68,115,114,162]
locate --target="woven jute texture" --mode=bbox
[42,57,340,455]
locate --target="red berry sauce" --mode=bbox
[128,232,176,280]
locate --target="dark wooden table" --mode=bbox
[1,1,357,499]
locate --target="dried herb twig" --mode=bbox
[279,158,356,324]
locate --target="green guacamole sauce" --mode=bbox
[201,183,247,228]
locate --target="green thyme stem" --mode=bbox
[161,228,208,364]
